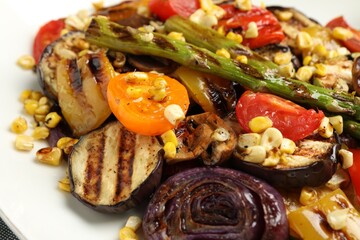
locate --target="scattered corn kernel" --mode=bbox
[164,104,185,126]
[124,72,149,83]
[19,89,32,102]
[318,117,333,138]
[237,133,261,149]
[332,27,354,41]
[163,142,177,159]
[275,10,293,21]
[92,0,104,10]
[15,135,34,151]
[339,149,353,169]
[303,55,312,66]
[242,145,266,163]
[314,63,327,77]
[262,151,280,167]
[24,99,39,115]
[296,31,313,50]
[11,116,28,134]
[211,127,230,142]
[148,87,167,101]
[235,0,252,11]
[248,116,273,133]
[139,32,154,42]
[236,55,248,64]
[313,44,328,57]
[274,51,292,65]
[34,104,51,115]
[280,138,296,154]
[57,137,78,155]
[245,22,258,38]
[326,208,349,230]
[36,147,62,166]
[167,31,185,42]
[328,115,343,134]
[299,187,318,205]
[226,31,243,44]
[216,48,231,58]
[278,63,295,78]
[125,216,142,231]
[334,78,349,92]
[119,227,138,240]
[126,87,143,99]
[16,55,36,70]
[260,127,283,151]
[30,91,43,101]
[32,126,50,140]
[58,177,71,192]
[217,26,225,35]
[295,66,315,82]
[44,112,62,128]
[161,130,178,146]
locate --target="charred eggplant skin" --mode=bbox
[143,167,289,240]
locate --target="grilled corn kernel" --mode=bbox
[163,142,177,159]
[164,104,185,126]
[125,216,142,231]
[242,145,266,163]
[24,99,39,115]
[30,91,43,101]
[19,89,32,102]
[167,31,185,42]
[211,127,230,142]
[278,63,295,78]
[326,208,349,230]
[313,44,328,57]
[248,116,273,133]
[34,114,46,123]
[36,147,62,166]
[314,63,327,77]
[57,137,78,154]
[153,77,167,89]
[58,177,71,192]
[32,126,50,140]
[149,87,167,101]
[139,32,154,42]
[126,87,143,99]
[274,51,292,65]
[199,0,213,11]
[296,31,313,50]
[280,138,296,154]
[332,27,354,41]
[11,116,28,134]
[274,10,293,21]
[15,135,34,151]
[235,0,252,11]
[161,130,178,146]
[334,78,349,92]
[124,72,149,83]
[216,48,231,58]
[237,133,261,149]
[217,26,225,35]
[44,112,62,128]
[34,104,51,115]
[16,55,36,70]
[245,22,258,38]
[295,66,315,82]
[119,227,138,240]
[262,151,280,167]
[260,127,283,151]
[318,117,333,138]
[303,55,312,66]
[328,115,343,134]
[299,186,318,205]
[236,55,248,64]
[339,149,353,169]
[226,31,243,44]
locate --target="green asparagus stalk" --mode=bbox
[86,16,360,123]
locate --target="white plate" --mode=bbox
[0,0,359,239]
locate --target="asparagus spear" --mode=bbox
[85,16,360,122]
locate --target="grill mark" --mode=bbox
[68,58,83,92]
[114,129,136,203]
[153,36,177,51]
[83,131,105,203]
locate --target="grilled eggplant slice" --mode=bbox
[68,121,164,213]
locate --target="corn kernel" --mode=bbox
[237,133,261,149]
[217,26,225,35]
[167,32,185,42]
[242,145,266,163]
[24,99,39,115]
[236,55,248,64]
[57,137,78,155]
[262,151,280,167]
[302,55,312,66]
[226,31,243,44]
[216,48,231,58]
[332,27,353,41]
[119,227,138,240]
[164,104,185,126]
[34,104,50,115]
[163,142,177,159]
[275,10,293,21]
[38,96,50,106]
[339,149,353,169]
[235,0,252,11]
[124,72,149,83]
[30,91,43,101]
[314,63,327,77]
[296,31,313,50]
[211,127,230,142]
[245,22,258,38]
[126,87,143,99]
[278,63,295,78]
[248,116,273,133]
[36,147,62,166]
[295,66,315,82]
[125,216,142,231]
[318,117,333,138]
[44,112,62,128]
[16,55,36,70]
[32,126,50,140]
[280,138,296,154]
[19,89,32,102]
[334,78,349,92]
[34,114,46,123]
[161,130,178,146]
[274,51,292,65]
[328,115,343,134]
[199,0,213,11]
[327,208,349,230]
[15,135,34,151]
[260,127,283,151]
[11,116,28,134]
[148,87,167,101]
[58,177,71,192]
[299,186,318,205]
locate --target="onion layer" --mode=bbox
[142,167,289,239]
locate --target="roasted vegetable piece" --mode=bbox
[288,188,360,239]
[348,149,360,204]
[68,121,164,213]
[148,0,199,21]
[142,167,289,239]
[352,57,360,95]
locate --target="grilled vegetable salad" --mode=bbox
[14,0,360,239]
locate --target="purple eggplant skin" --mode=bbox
[142,167,289,240]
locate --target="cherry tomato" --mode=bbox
[33,19,65,63]
[148,0,200,21]
[218,5,285,49]
[326,16,360,53]
[235,91,324,141]
[348,149,360,204]
[107,72,190,136]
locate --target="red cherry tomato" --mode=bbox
[235,91,324,141]
[33,19,65,63]
[218,5,285,49]
[148,0,200,21]
[326,16,360,53]
[348,149,360,204]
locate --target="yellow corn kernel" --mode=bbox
[32,126,50,140]
[124,72,149,83]
[16,55,36,70]
[153,77,167,89]
[327,50,339,59]
[119,227,138,240]
[199,0,213,11]
[190,9,218,28]
[216,48,231,58]
[334,78,349,92]
[15,135,34,151]
[163,142,177,159]
[38,96,50,106]
[148,87,167,101]
[328,115,343,134]
[161,130,178,146]
[235,0,252,11]
[44,112,62,128]
[318,117,333,138]
[275,10,293,21]
[302,55,312,66]
[58,177,71,192]
[236,55,248,64]
[36,147,62,166]
[126,87,143,99]
[260,127,283,151]
[237,133,261,149]
[125,216,142,231]
[19,89,32,102]
[280,138,296,154]
[34,114,46,123]
[164,104,185,126]
[262,151,280,167]
[339,149,353,169]
[314,63,327,77]
[278,63,295,78]
[248,116,273,133]
[30,91,43,101]
[326,208,350,230]
[296,31,313,50]
[295,66,315,82]
[332,27,354,41]
[245,22,258,38]
[167,31,185,42]
[242,145,266,163]
[273,51,292,65]
[11,116,28,134]
[57,137,78,155]
[226,31,243,44]
[217,26,225,35]
[313,44,328,57]
[211,127,230,142]
[34,104,51,115]
[299,186,318,206]
[24,99,39,115]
